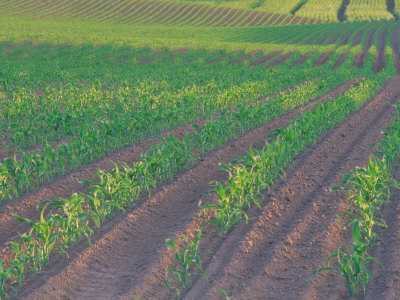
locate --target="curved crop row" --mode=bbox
[0,0,319,26]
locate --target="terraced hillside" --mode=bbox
[0,0,400,299]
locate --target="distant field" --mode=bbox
[346,0,393,21]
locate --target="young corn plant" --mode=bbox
[164,229,209,299]
[313,221,381,296]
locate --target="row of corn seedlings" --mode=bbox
[313,103,400,296]
[163,77,384,298]
[0,79,327,204]
[0,79,332,298]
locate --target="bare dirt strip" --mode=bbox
[313,50,335,67]
[257,13,273,26]
[291,50,317,67]
[291,16,301,25]
[333,49,350,69]
[300,17,309,25]
[249,50,282,66]
[239,11,259,27]
[373,25,388,74]
[390,24,400,75]
[353,21,378,47]
[248,12,267,26]
[282,15,294,25]
[363,167,400,300]
[354,26,378,68]
[18,79,362,300]
[267,51,297,68]
[339,27,356,46]
[267,14,280,25]
[215,8,238,26]
[273,14,287,26]
[205,49,243,64]
[228,49,262,64]
[229,10,251,27]
[182,77,400,300]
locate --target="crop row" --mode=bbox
[0,78,338,298]
[295,0,344,22]
[346,0,393,21]
[164,75,386,298]
[314,103,400,296]
[0,0,313,27]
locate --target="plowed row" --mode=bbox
[8,75,400,300]
[0,0,321,27]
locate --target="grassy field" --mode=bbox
[0,0,400,299]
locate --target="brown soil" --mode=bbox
[333,49,350,69]
[387,0,395,18]
[249,50,282,66]
[198,7,225,26]
[18,79,362,300]
[229,10,250,27]
[291,50,317,67]
[240,11,259,27]
[176,4,204,25]
[353,22,377,47]
[215,8,238,26]
[267,14,280,25]
[191,6,217,25]
[149,3,183,25]
[304,32,322,45]
[274,14,287,26]
[228,49,262,64]
[167,4,198,24]
[257,13,273,26]
[313,50,335,67]
[118,0,157,24]
[205,49,243,64]
[267,51,297,68]
[140,2,171,24]
[308,18,315,24]
[390,24,400,75]
[160,3,192,25]
[208,8,231,26]
[282,15,294,25]
[354,27,378,68]
[291,16,301,25]
[373,25,388,74]
[316,27,339,45]
[103,0,144,23]
[184,76,400,300]
[362,167,400,299]
[316,19,322,24]
[340,28,356,45]
[248,12,267,26]
[300,17,309,25]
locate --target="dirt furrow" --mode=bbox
[267,51,297,68]
[229,10,250,27]
[390,24,400,75]
[313,50,335,67]
[249,50,282,66]
[291,50,317,67]
[373,25,388,73]
[19,79,362,300]
[186,76,400,300]
[228,49,262,64]
[215,8,238,27]
[248,12,268,27]
[205,49,243,64]
[240,11,259,27]
[363,167,400,300]
[267,14,280,26]
[340,27,356,45]
[354,27,378,68]
[333,49,350,69]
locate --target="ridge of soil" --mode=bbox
[333,49,350,69]
[313,50,335,67]
[183,76,400,300]
[373,25,389,74]
[205,49,243,64]
[267,51,297,68]
[338,0,350,22]
[18,79,362,300]
[390,24,400,75]
[228,49,262,64]
[249,50,282,66]
[354,27,378,68]
[291,50,317,67]
[248,12,267,26]
[362,167,400,299]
